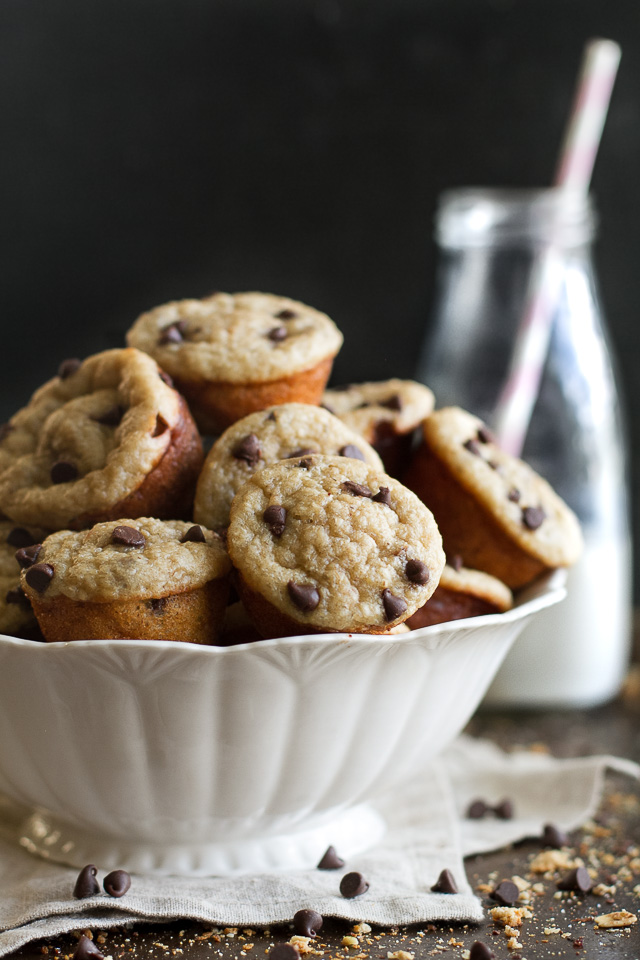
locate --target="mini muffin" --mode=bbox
[323,379,435,476]
[126,291,344,433]
[0,349,203,530]
[404,407,582,589]
[406,560,513,629]
[20,518,231,644]
[194,402,384,531]
[0,521,47,639]
[227,454,445,638]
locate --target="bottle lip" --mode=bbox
[435,187,597,248]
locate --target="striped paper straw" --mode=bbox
[493,38,621,456]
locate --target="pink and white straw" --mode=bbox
[493,38,621,456]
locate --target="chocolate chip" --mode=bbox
[15,544,43,569]
[265,411,277,422]
[287,581,320,612]
[405,559,430,585]
[463,438,482,456]
[112,525,146,548]
[275,308,297,320]
[556,866,592,893]
[103,868,132,897]
[466,799,489,819]
[158,370,174,387]
[494,798,514,819]
[6,587,30,607]
[289,447,317,458]
[50,460,78,484]
[449,554,464,572]
[264,505,287,537]
[490,880,520,905]
[317,845,345,870]
[382,588,408,622]
[296,458,313,469]
[508,487,521,502]
[73,936,104,960]
[522,505,546,530]
[292,908,323,937]
[469,943,495,960]
[152,414,170,437]
[180,525,206,543]
[477,425,495,444]
[268,946,299,960]
[339,871,369,899]
[7,527,38,548]
[73,863,100,899]
[540,823,569,848]
[58,358,82,379]
[431,868,458,894]
[380,394,403,411]
[339,444,365,461]
[372,486,392,506]
[149,597,167,613]
[488,460,503,473]
[92,405,125,427]
[267,325,288,342]
[233,434,262,467]
[341,480,372,498]
[158,321,186,344]
[25,562,55,593]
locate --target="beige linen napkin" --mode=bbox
[0,736,637,956]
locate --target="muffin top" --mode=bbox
[421,407,583,567]
[20,518,231,603]
[438,560,513,611]
[323,379,435,438]
[126,291,344,384]
[194,402,384,530]
[0,348,187,530]
[227,455,445,633]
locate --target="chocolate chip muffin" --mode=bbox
[193,402,384,531]
[20,518,231,643]
[126,291,344,433]
[404,407,582,589]
[0,348,203,531]
[406,560,513,629]
[323,379,435,476]
[0,521,47,639]
[227,454,445,638]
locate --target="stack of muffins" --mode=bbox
[0,291,582,645]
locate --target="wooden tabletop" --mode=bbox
[7,667,640,960]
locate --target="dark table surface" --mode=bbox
[7,663,640,960]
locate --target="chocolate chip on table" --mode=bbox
[6,527,38,548]
[317,845,345,870]
[50,460,78,484]
[556,866,593,893]
[92,405,125,427]
[339,871,369,899]
[73,935,104,960]
[466,798,489,819]
[267,325,288,342]
[540,822,569,848]
[339,444,365,461]
[490,879,520,905]
[275,308,297,320]
[522,505,546,530]
[180,525,206,543]
[58,358,82,379]
[372,486,391,506]
[494,798,514,820]
[405,559,430,585]
[469,943,495,960]
[103,868,131,897]
[264,505,287,537]
[292,908,323,937]
[5,587,30,607]
[382,588,408,622]
[25,562,55,593]
[430,868,458,894]
[341,480,372,498]
[233,433,262,467]
[463,437,482,456]
[380,394,403,411]
[268,946,299,960]
[112,525,146,548]
[73,863,100,899]
[287,581,320,612]
[508,487,521,502]
[15,544,43,569]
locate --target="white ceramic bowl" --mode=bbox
[0,571,565,876]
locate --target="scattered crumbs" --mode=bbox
[592,882,617,896]
[594,910,638,928]
[341,938,358,949]
[352,925,371,935]
[386,952,414,959]
[529,849,574,874]
[489,906,532,927]
[543,927,562,935]
[506,935,523,950]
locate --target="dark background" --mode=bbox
[1,0,639,594]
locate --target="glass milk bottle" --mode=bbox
[418,188,632,708]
